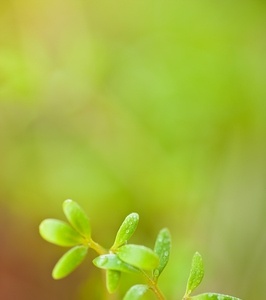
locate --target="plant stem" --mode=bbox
[150,284,166,300]
[141,270,166,300]
[89,238,108,255]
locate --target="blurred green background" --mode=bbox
[0,0,265,299]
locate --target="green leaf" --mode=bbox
[153,228,171,280]
[52,245,88,279]
[184,252,204,297]
[117,244,159,270]
[39,219,83,247]
[63,199,91,239]
[111,212,139,250]
[93,254,139,273]
[123,284,149,300]
[106,269,121,293]
[190,293,241,300]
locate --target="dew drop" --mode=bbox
[153,269,160,277]
[164,251,169,257]
[99,256,108,266]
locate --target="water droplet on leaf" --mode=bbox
[99,256,108,266]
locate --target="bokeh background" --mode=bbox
[1,0,266,299]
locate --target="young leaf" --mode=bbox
[106,269,121,293]
[153,228,171,280]
[52,245,88,279]
[184,252,204,297]
[190,293,241,300]
[39,219,83,247]
[93,254,139,274]
[111,213,139,250]
[63,199,91,239]
[123,284,149,300]
[117,244,159,270]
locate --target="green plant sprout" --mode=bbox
[39,199,242,300]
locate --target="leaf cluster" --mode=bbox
[39,200,242,300]
[39,199,170,299]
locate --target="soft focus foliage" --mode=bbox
[0,0,266,299]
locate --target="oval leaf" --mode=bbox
[93,254,139,274]
[123,284,149,300]
[39,219,83,247]
[190,293,241,300]
[153,228,171,280]
[106,269,121,293]
[52,245,88,279]
[63,199,91,239]
[117,244,159,270]
[184,252,204,297]
[111,213,139,250]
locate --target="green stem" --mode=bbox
[89,238,108,255]
[141,270,166,300]
[150,284,165,300]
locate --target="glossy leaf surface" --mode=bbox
[111,212,139,250]
[93,254,139,273]
[39,219,83,247]
[117,244,159,270]
[106,269,121,293]
[123,284,149,300]
[190,293,241,300]
[52,245,88,279]
[153,228,171,280]
[185,252,204,297]
[63,199,91,238]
